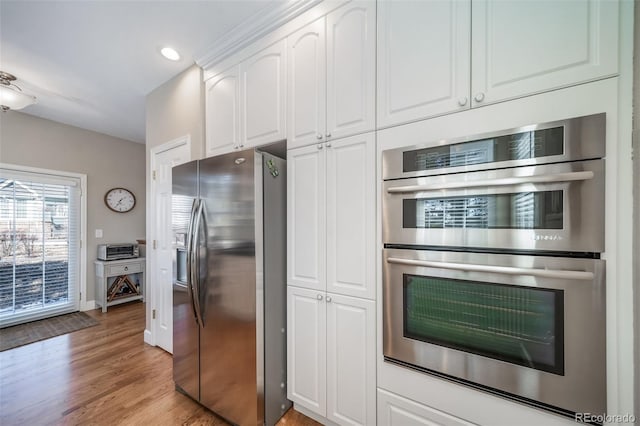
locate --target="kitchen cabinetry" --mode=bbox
[288,286,375,425]
[287,1,375,150]
[377,0,619,128]
[205,66,240,157]
[377,389,475,426]
[95,258,145,313]
[205,40,286,156]
[240,39,286,148]
[287,132,375,300]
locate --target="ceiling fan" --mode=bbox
[0,71,37,111]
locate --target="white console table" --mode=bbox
[95,258,145,312]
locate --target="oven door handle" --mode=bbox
[386,170,594,193]
[386,257,594,280]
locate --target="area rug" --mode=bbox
[0,311,100,351]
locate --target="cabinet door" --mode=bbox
[287,286,327,417]
[377,389,476,426]
[326,133,375,300]
[326,1,375,140]
[240,40,287,148]
[287,144,326,291]
[377,0,471,128]
[471,0,619,107]
[326,294,375,426]
[205,66,239,157]
[287,18,326,150]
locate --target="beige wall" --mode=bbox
[144,64,204,340]
[0,111,146,303]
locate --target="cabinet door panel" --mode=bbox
[240,40,286,148]
[471,0,618,106]
[326,133,375,299]
[287,286,326,416]
[327,1,375,140]
[287,145,326,291]
[377,0,471,128]
[378,389,476,426]
[287,18,326,150]
[205,66,239,157]
[327,294,375,426]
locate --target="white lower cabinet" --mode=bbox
[288,286,376,425]
[378,389,475,426]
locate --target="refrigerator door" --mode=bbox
[172,160,200,401]
[199,149,258,424]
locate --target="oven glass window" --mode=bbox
[403,190,563,229]
[403,127,563,173]
[403,274,564,374]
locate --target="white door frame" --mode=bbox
[145,135,191,348]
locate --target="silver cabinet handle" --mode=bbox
[386,257,594,280]
[316,134,323,140]
[326,133,332,138]
[317,294,323,300]
[317,144,323,150]
[387,171,594,194]
[325,142,332,148]
[326,296,332,303]
[474,92,485,102]
[458,97,468,106]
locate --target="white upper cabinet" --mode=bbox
[326,1,376,141]
[287,2,375,150]
[287,132,375,299]
[471,0,619,107]
[205,66,240,157]
[377,0,471,128]
[288,18,327,149]
[377,0,619,128]
[240,39,287,148]
[326,133,375,300]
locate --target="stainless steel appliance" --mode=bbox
[172,147,290,426]
[381,113,607,417]
[97,243,139,260]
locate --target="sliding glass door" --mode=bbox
[0,167,81,327]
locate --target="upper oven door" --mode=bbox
[382,159,604,253]
[382,113,605,180]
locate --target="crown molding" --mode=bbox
[195,0,323,71]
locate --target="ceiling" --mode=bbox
[0,0,278,144]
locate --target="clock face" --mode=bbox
[105,188,136,213]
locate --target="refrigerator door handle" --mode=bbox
[192,199,206,328]
[186,198,199,325]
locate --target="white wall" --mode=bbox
[0,111,146,304]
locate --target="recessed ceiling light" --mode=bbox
[160,47,180,61]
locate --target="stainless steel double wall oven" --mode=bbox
[381,113,606,417]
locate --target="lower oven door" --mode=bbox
[382,248,605,415]
[382,159,604,253]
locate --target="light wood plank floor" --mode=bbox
[0,302,320,426]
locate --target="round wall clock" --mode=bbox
[104,187,136,213]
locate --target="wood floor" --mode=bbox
[0,302,320,426]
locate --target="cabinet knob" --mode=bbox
[325,142,332,148]
[474,93,485,102]
[316,134,323,140]
[317,294,323,300]
[124,266,128,271]
[326,296,332,303]
[317,144,323,150]
[326,133,332,138]
[239,144,244,148]
[458,97,468,106]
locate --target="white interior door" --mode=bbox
[151,138,190,353]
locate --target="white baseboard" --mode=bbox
[144,329,155,346]
[81,300,96,311]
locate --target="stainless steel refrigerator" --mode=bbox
[172,146,290,425]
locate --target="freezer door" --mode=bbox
[172,160,200,401]
[199,150,258,424]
